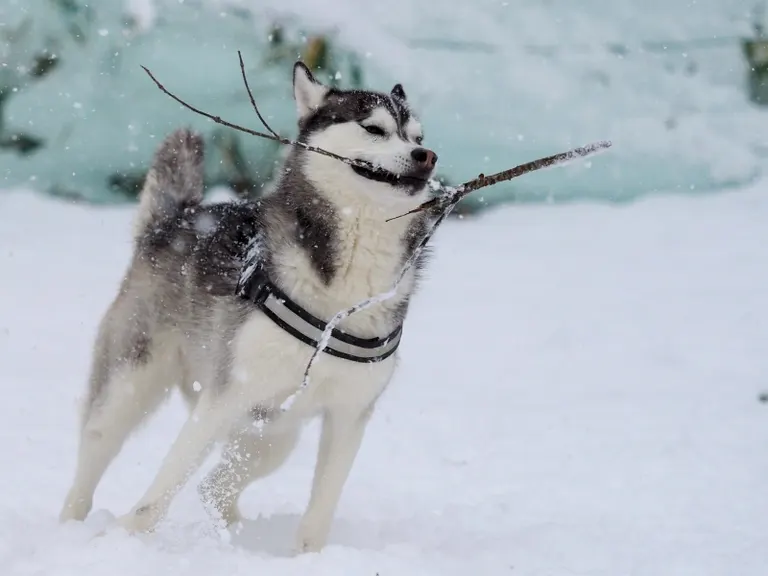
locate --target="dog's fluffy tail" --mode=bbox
[134,128,205,242]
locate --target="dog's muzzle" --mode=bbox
[351,164,428,187]
[352,148,438,188]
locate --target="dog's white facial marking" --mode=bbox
[404,118,423,144]
[360,108,398,137]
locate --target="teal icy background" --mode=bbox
[1,0,765,211]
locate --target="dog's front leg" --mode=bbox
[295,406,373,553]
[115,389,237,534]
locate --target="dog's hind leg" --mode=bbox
[198,425,300,526]
[59,357,171,522]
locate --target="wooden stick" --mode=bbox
[387,140,613,222]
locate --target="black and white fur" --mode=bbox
[58,62,437,553]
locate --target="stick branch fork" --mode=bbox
[141,61,374,171]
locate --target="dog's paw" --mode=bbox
[115,505,161,534]
[59,494,92,523]
[294,521,329,554]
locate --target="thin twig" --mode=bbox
[237,50,280,139]
[387,140,613,222]
[140,64,375,171]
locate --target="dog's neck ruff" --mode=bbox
[236,241,402,364]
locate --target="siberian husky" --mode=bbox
[59,61,438,553]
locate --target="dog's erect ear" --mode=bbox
[293,61,328,119]
[391,83,407,102]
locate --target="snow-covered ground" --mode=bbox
[1,183,767,575]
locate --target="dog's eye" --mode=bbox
[362,124,386,137]
[414,136,424,145]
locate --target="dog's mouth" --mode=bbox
[352,162,429,187]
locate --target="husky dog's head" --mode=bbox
[291,61,437,203]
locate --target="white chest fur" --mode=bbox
[272,193,421,340]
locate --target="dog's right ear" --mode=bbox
[293,61,328,120]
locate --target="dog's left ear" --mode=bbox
[391,83,407,102]
[293,61,328,120]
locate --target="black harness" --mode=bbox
[237,259,402,364]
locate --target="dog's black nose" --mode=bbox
[411,147,438,168]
